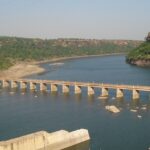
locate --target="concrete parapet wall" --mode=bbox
[0,129,90,150]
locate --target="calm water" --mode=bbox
[0,55,150,150]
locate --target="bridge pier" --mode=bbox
[101,87,109,97]
[29,82,36,90]
[75,85,81,94]
[1,80,9,88]
[62,85,69,93]
[132,89,140,100]
[10,80,18,88]
[39,83,47,91]
[116,88,124,98]
[88,86,94,96]
[20,81,27,89]
[51,84,58,92]
[0,79,149,101]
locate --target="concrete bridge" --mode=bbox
[0,79,150,99]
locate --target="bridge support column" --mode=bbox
[10,81,18,88]
[101,87,109,97]
[116,88,124,98]
[75,85,81,94]
[62,85,69,93]
[51,84,58,92]
[20,82,27,89]
[132,89,140,100]
[39,83,47,91]
[88,86,94,96]
[29,82,36,90]
[1,80,9,88]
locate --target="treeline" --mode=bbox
[126,41,150,61]
[0,36,141,70]
[126,33,150,62]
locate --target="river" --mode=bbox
[0,55,150,150]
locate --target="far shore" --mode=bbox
[34,53,126,65]
[0,53,126,79]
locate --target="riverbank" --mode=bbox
[126,59,150,67]
[0,53,125,79]
[126,40,150,67]
[0,62,45,79]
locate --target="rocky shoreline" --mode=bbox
[126,59,150,67]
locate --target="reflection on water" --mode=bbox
[88,96,95,104]
[3,86,150,116]
[3,85,150,113]
[63,93,70,99]
[51,91,58,97]
[75,94,82,102]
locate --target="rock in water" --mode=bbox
[137,115,142,119]
[130,109,138,112]
[141,106,147,110]
[105,105,120,113]
[97,96,108,100]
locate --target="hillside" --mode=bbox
[126,33,150,67]
[0,36,141,70]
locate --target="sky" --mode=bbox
[0,0,150,40]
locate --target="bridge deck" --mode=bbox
[2,79,150,92]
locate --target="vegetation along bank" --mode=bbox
[126,33,150,67]
[0,36,141,70]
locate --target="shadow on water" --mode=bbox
[63,141,90,150]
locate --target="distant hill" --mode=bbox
[0,36,141,70]
[126,33,150,67]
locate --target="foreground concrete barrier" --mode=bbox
[0,129,90,150]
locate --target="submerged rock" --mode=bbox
[130,109,137,112]
[137,115,142,119]
[9,91,14,95]
[105,105,120,113]
[141,106,147,110]
[98,96,108,100]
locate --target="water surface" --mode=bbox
[0,55,150,150]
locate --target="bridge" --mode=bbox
[0,79,150,99]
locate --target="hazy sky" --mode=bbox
[0,0,150,40]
